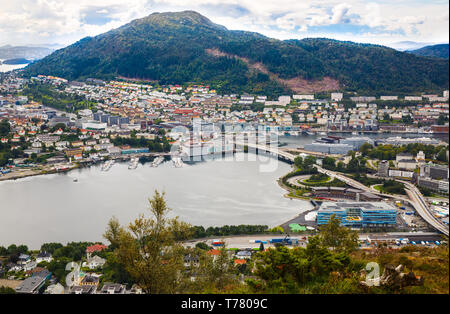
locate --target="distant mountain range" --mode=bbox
[0,45,53,61]
[408,44,449,59]
[23,11,449,96]
[0,58,32,65]
[387,41,433,51]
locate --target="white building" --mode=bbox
[84,255,106,269]
[293,94,314,100]
[404,96,422,101]
[380,96,398,101]
[331,93,343,101]
[278,96,291,105]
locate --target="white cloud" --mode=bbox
[0,0,447,47]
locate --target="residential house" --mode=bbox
[71,285,96,294]
[23,261,37,272]
[99,283,126,294]
[84,255,106,270]
[36,251,53,264]
[86,244,108,259]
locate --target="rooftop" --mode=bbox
[319,201,396,212]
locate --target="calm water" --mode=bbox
[0,153,312,249]
[0,60,28,73]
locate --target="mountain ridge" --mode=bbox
[408,44,449,59]
[23,10,449,96]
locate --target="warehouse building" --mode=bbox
[311,187,381,202]
[304,142,353,154]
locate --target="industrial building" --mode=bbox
[339,137,374,151]
[311,187,381,201]
[420,163,449,180]
[316,202,397,228]
[417,177,449,194]
[304,142,353,154]
[378,160,389,177]
[304,136,372,155]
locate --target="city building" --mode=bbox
[331,93,343,101]
[339,137,373,151]
[316,202,397,227]
[304,142,353,154]
[311,187,381,201]
[378,160,389,177]
[15,275,47,294]
[420,163,449,180]
[417,177,449,194]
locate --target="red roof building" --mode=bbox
[86,244,107,254]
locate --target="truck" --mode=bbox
[211,239,224,247]
[269,236,298,246]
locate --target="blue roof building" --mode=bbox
[317,202,397,228]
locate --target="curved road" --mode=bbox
[236,141,449,237]
[317,165,448,236]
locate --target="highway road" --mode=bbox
[318,165,449,236]
[400,180,449,236]
[236,141,449,237]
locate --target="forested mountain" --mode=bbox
[409,44,449,59]
[23,11,449,96]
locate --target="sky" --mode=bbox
[0,0,448,49]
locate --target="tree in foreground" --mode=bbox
[317,214,359,254]
[249,215,359,293]
[103,190,192,294]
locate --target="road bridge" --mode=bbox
[236,141,449,236]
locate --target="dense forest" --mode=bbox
[409,44,449,60]
[23,11,449,97]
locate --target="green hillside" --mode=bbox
[23,11,449,97]
[409,44,449,59]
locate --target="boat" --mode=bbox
[73,178,78,182]
[128,157,139,170]
[352,131,358,135]
[151,156,164,167]
[319,131,327,135]
[172,156,184,168]
[101,160,115,172]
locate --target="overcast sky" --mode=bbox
[0,0,448,49]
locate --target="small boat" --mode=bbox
[128,157,139,170]
[73,178,78,182]
[101,160,115,171]
[172,156,184,168]
[151,156,164,167]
